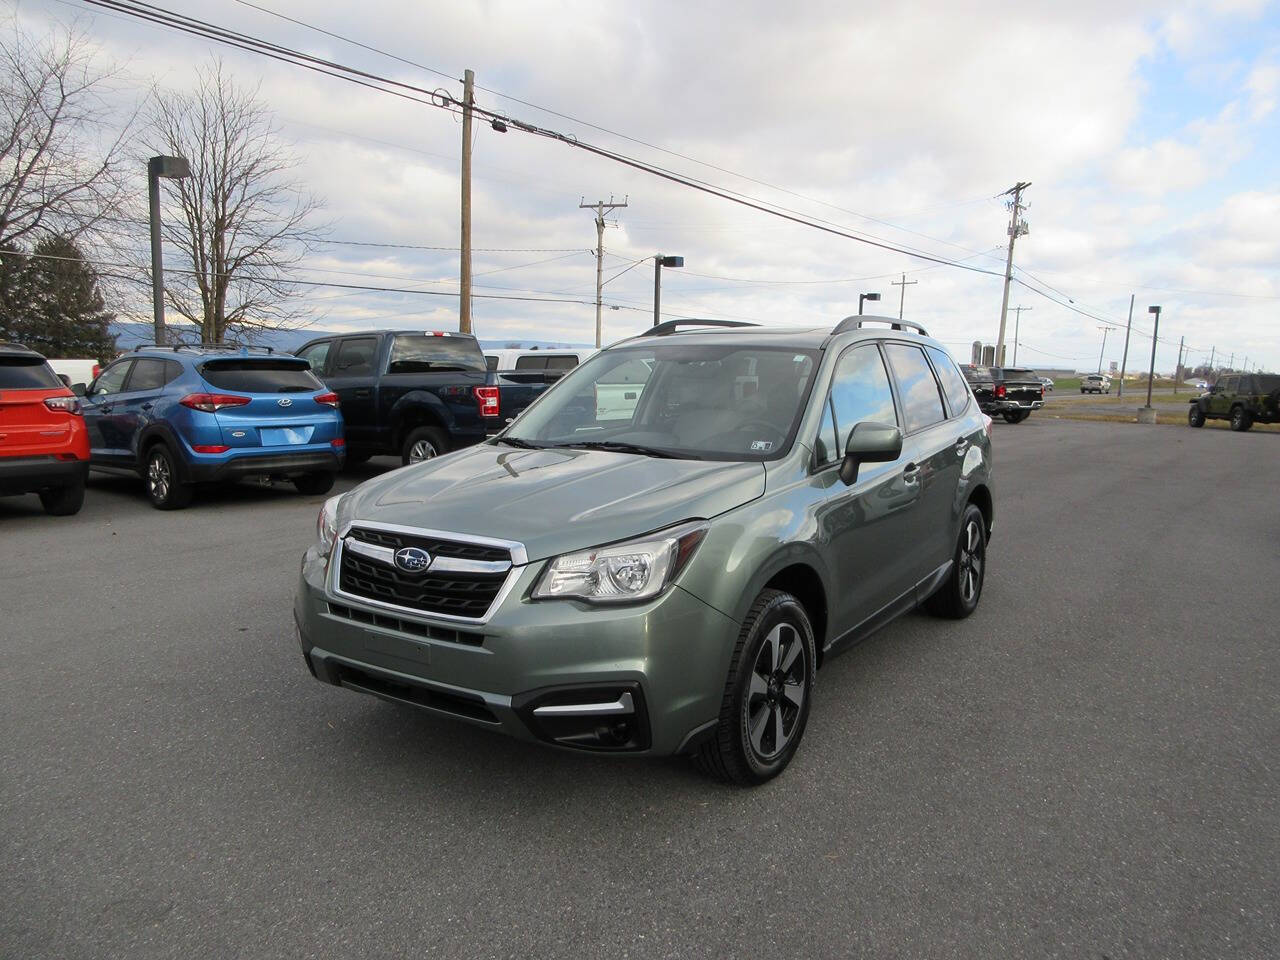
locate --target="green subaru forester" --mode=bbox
[295,317,994,784]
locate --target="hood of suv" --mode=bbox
[343,443,766,562]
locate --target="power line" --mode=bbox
[77,0,1009,280]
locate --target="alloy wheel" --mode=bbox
[958,518,984,604]
[744,622,807,761]
[148,453,170,502]
[408,440,438,464]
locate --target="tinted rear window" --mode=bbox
[199,360,322,393]
[1256,375,1279,392]
[388,335,485,373]
[0,356,62,389]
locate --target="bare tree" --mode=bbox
[146,61,323,343]
[0,18,132,250]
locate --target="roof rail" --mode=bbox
[132,342,275,354]
[831,315,929,337]
[641,319,760,337]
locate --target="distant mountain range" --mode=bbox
[108,321,589,353]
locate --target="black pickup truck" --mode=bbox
[295,330,550,464]
[960,365,1045,423]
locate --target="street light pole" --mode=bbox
[858,292,881,316]
[652,254,683,327]
[1145,305,1161,410]
[147,155,190,346]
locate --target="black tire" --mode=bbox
[1080,389,1087,394]
[344,452,372,467]
[694,589,816,786]
[144,443,192,510]
[39,479,85,516]
[1188,405,1205,428]
[401,426,449,465]
[925,503,987,619]
[293,472,336,495]
[1229,406,1253,432]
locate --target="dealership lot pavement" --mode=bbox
[3,419,1277,959]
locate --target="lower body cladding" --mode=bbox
[294,547,738,756]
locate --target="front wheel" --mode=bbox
[925,503,987,619]
[1188,406,1206,428]
[293,472,336,495]
[695,589,816,786]
[401,426,449,466]
[1230,407,1253,432]
[144,444,192,510]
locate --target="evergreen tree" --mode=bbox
[0,243,32,343]
[14,236,116,360]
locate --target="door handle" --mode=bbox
[902,462,921,484]
[100,404,113,413]
[354,388,372,398]
[955,436,969,453]
[141,402,153,411]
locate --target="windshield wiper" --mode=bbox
[551,440,699,460]
[493,436,543,449]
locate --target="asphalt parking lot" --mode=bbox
[3,418,1278,959]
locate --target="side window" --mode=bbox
[515,355,547,370]
[125,358,169,392]
[813,397,839,466]
[92,360,132,396]
[827,345,898,459]
[545,355,578,371]
[330,338,377,376]
[884,343,946,433]
[297,341,330,374]
[926,346,972,415]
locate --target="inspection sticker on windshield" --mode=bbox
[750,440,774,452]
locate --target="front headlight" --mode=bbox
[533,521,708,604]
[316,494,342,557]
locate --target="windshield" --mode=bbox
[501,343,820,460]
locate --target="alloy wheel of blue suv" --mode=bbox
[76,345,346,509]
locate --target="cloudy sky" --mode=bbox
[14,0,1280,372]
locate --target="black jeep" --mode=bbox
[1188,373,1280,431]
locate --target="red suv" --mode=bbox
[0,342,91,515]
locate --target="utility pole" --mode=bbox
[995,181,1031,365]
[459,68,475,334]
[1208,345,1215,378]
[1096,326,1111,374]
[1173,336,1185,394]
[1117,294,1134,398]
[1010,305,1031,366]
[1228,352,1234,371]
[579,196,628,348]
[891,273,917,320]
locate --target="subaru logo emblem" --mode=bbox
[277,397,293,407]
[394,546,432,574]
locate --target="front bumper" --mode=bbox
[0,455,89,496]
[294,545,737,756]
[185,449,343,483]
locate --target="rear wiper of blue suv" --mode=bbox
[552,440,699,459]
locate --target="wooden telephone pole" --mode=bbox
[459,69,475,334]
[891,273,917,320]
[995,181,1030,365]
[580,197,628,348]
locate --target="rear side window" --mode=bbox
[884,343,946,433]
[126,358,179,392]
[545,355,578,371]
[927,347,972,415]
[0,356,62,389]
[514,355,546,370]
[199,360,323,393]
[331,338,378,376]
[388,335,485,374]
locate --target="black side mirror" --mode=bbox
[71,382,87,396]
[839,421,903,485]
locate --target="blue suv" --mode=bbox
[75,345,346,509]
